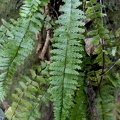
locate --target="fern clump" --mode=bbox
[49,0,85,120]
[0,0,120,119]
[85,0,119,119]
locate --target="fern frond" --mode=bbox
[5,62,50,120]
[85,0,110,84]
[20,0,48,18]
[70,75,87,120]
[84,1,118,119]
[49,0,85,120]
[96,83,116,120]
[0,0,49,101]
[8,76,40,120]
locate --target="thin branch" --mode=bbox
[36,33,42,54]
[97,58,120,79]
[51,6,58,19]
[39,29,50,60]
[39,5,51,60]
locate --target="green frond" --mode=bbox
[49,0,85,120]
[5,75,40,120]
[96,83,116,120]
[5,62,50,120]
[0,0,119,119]
[70,76,87,120]
[85,1,118,120]
[20,0,48,18]
[0,0,49,101]
[85,0,110,83]
[86,1,109,41]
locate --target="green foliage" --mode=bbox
[5,62,50,120]
[85,0,120,120]
[96,84,116,120]
[6,75,41,120]
[0,0,120,120]
[48,0,85,120]
[70,75,87,120]
[85,0,110,83]
[0,0,48,101]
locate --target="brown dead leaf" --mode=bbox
[84,38,97,56]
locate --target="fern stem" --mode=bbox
[27,92,48,120]
[10,68,42,119]
[95,0,105,97]
[39,5,51,60]
[97,58,120,78]
[10,79,33,120]
[95,39,105,98]
[99,89,105,120]
[60,36,69,119]
[59,1,72,119]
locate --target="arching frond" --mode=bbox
[0,0,48,101]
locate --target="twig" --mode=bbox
[36,33,42,54]
[39,5,51,60]
[97,58,120,79]
[39,29,50,60]
[95,38,105,98]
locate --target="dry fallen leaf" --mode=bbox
[84,38,97,56]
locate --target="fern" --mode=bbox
[96,69,120,120]
[70,74,87,120]
[85,0,119,120]
[96,82,116,120]
[85,0,108,88]
[0,0,120,119]
[49,0,85,120]
[6,75,41,120]
[0,0,48,101]
[5,61,50,120]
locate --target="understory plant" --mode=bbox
[0,0,120,120]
